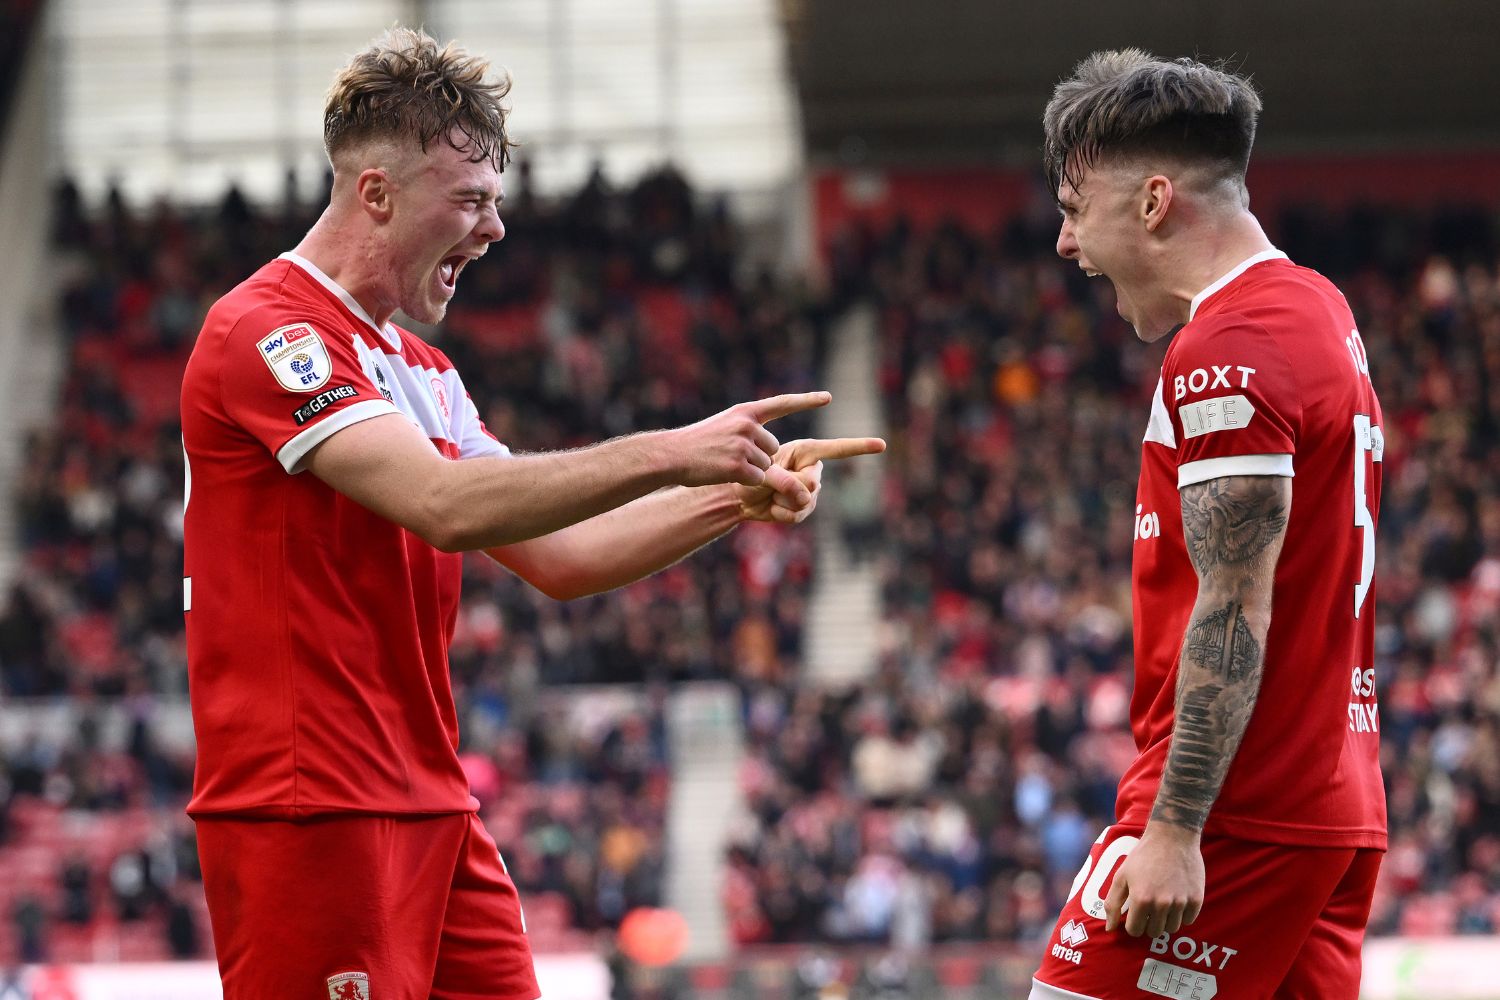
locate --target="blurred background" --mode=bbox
[1,0,1499,997]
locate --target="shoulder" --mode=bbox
[1278,260,1348,307]
[1208,260,1352,343]
[193,291,347,403]
[393,326,461,376]
[201,261,324,348]
[1166,312,1287,381]
[1164,312,1305,422]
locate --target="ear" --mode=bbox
[354,168,396,223]
[1142,175,1174,233]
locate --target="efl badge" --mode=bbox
[327,971,370,1000]
[430,376,452,424]
[258,322,332,393]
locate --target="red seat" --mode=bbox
[50,923,97,963]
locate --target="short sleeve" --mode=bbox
[453,383,510,460]
[422,351,510,461]
[219,308,398,473]
[1164,318,1302,489]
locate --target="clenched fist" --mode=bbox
[736,436,887,525]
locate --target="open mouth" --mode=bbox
[438,254,466,292]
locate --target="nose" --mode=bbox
[476,202,505,245]
[1056,218,1079,261]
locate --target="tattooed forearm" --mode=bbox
[1153,474,1288,833]
[1180,476,1289,572]
[1154,600,1265,830]
[1184,599,1258,680]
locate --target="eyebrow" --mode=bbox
[454,187,504,203]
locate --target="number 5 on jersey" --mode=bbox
[1352,413,1383,618]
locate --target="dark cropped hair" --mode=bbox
[1043,49,1261,197]
[323,26,515,170]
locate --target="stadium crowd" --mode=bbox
[1,163,1498,963]
[1,163,818,960]
[724,204,1500,947]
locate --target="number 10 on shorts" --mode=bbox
[1067,831,1140,920]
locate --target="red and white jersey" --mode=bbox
[1117,250,1387,848]
[181,252,507,817]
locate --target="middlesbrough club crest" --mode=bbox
[327,971,370,999]
[430,375,452,424]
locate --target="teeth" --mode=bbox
[440,262,455,285]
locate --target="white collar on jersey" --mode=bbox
[1187,248,1289,321]
[278,251,403,351]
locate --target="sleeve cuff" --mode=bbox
[461,437,511,460]
[275,399,400,473]
[1178,453,1294,488]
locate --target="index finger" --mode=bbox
[1103,872,1128,933]
[788,437,887,465]
[746,391,832,423]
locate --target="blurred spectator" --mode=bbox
[58,854,93,924]
[834,462,882,562]
[10,895,44,964]
[109,850,150,921]
[165,888,199,959]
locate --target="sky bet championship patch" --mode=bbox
[292,384,359,425]
[257,322,332,392]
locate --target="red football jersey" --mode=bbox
[181,252,507,817]
[1117,251,1387,848]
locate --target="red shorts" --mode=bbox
[1032,824,1382,1000]
[196,812,539,1000]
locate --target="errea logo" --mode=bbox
[1060,919,1089,947]
[1051,919,1089,965]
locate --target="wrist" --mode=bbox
[705,482,751,526]
[636,429,684,489]
[1145,817,1203,845]
[720,482,756,527]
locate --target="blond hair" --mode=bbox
[1043,49,1261,197]
[324,26,515,170]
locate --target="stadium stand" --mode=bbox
[2,168,1499,974]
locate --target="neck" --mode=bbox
[292,209,396,328]
[1164,211,1276,324]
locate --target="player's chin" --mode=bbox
[405,285,453,325]
[404,300,449,325]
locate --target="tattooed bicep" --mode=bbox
[1179,474,1291,576]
